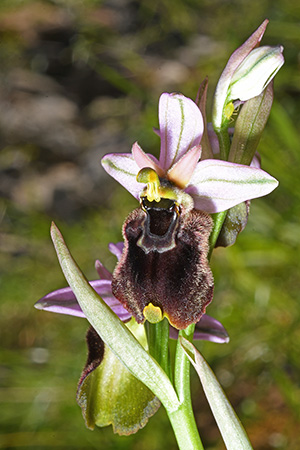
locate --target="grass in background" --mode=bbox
[1,1,300,449]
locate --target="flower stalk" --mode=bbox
[167,403,204,450]
[215,126,232,161]
[145,319,172,380]
[208,210,229,258]
[171,323,205,450]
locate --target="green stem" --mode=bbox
[208,210,228,259]
[145,319,172,380]
[174,324,195,402]
[169,323,204,450]
[216,126,231,160]
[167,403,204,450]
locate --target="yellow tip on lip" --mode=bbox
[137,167,161,202]
[143,303,163,324]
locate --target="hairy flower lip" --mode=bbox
[35,243,229,343]
[112,207,214,330]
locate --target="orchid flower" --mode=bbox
[102,93,277,215]
[101,92,278,329]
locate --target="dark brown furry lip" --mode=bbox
[112,205,214,330]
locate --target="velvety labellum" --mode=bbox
[112,202,214,329]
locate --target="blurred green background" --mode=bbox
[1,0,300,449]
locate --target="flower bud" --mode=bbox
[212,20,284,132]
[228,45,284,102]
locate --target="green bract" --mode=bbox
[229,83,274,165]
[181,338,254,450]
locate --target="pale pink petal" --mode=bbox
[35,280,131,321]
[101,153,141,199]
[108,242,124,261]
[153,127,160,137]
[131,142,164,176]
[250,152,261,168]
[207,123,221,157]
[169,314,229,344]
[167,145,202,188]
[95,260,112,280]
[159,93,203,171]
[186,159,278,213]
[35,285,86,318]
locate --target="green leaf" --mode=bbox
[50,222,180,413]
[180,337,254,450]
[77,321,160,435]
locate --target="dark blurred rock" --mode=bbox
[80,124,130,183]
[0,2,71,45]
[176,34,224,67]
[0,70,83,158]
[0,67,135,220]
[10,163,87,214]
